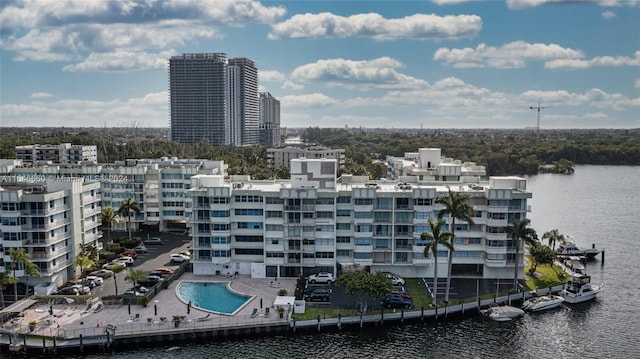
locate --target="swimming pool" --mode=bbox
[176,282,253,316]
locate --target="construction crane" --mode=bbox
[529,102,548,141]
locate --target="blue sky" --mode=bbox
[1,0,638,129]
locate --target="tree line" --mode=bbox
[1,127,638,178]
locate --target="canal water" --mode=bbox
[81,165,639,358]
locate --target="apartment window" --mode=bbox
[237,222,263,229]
[235,235,263,243]
[266,211,283,218]
[211,197,230,204]
[235,248,264,255]
[354,238,372,246]
[265,197,283,205]
[395,252,409,262]
[211,210,230,217]
[212,237,228,244]
[336,236,351,243]
[354,198,372,205]
[375,238,389,249]
[414,198,433,206]
[354,211,372,219]
[316,211,333,219]
[336,196,351,204]
[336,210,351,217]
[354,252,372,260]
[315,198,334,205]
[235,209,263,216]
[336,250,351,257]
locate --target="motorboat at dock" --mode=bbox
[522,295,564,312]
[555,240,600,260]
[480,304,525,321]
[560,274,602,304]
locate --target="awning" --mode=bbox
[0,298,38,317]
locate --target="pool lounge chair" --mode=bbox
[196,314,211,322]
[264,307,270,318]
[249,308,258,318]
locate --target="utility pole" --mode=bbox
[529,102,548,141]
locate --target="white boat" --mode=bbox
[564,256,586,275]
[556,240,600,260]
[560,274,602,304]
[522,295,564,312]
[480,304,525,321]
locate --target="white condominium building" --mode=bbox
[187,158,531,281]
[385,148,486,181]
[15,143,98,164]
[0,178,102,292]
[0,158,227,232]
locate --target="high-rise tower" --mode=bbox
[169,53,228,145]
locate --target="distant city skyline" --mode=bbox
[1,0,638,129]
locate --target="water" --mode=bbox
[177,282,250,315]
[83,166,640,358]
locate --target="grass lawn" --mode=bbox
[523,256,567,291]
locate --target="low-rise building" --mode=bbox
[187,157,531,281]
[0,178,102,291]
[15,143,98,164]
[266,146,345,170]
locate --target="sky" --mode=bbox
[0,0,639,130]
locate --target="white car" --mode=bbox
[85,275,103,287]
[70,284,91,295]
[384,272,406,286]
[308,272,335,284]
[114,256,134,266]
[170,253,189,263]
[103,262,125,270]
[90,269,113,278]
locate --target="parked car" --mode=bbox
[390,289,411,299]
[133,285,149,293]
[304,286,333,295]
[170,253,189,263]
[307,272,335,284]
[123,289,145,296]
[154,267,174,275]
[102,262,125,270]
[383,294,413,309]
[118,250,138,259]
[57,287,79,295]
[144,237,164,245]
[178,251,191,258]
[90,269,113,278]
[304,290,331,302]
[85,275,104,287]
[69,284,91,295]
[383,272,406,286]
[133,245,149,253]
[114,256,134,266]
[138,275,161,288]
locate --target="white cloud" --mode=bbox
[63,50,174,72]
[259,70,286,82]
[506,0,635,10]
[602,10,617,20]
[434,41,583,68]
[544,51,640,70]
[268,12,482,41]
[0,0,285,71]
[291,57,428,89]
[280,93,339,108]
[0,92,168,127]
[31,92,54,99]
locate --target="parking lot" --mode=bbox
[89,230,191,297]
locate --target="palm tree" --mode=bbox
[111,264,126,295]
[436,189,476,303]
[9,248,30,302]
[118,198,141,242]
[505,218,537,291]
[0,271,16,309]
[79,243,99,263]
[74,255,95,283]
[542,229,564,251]
[125,268,148,289]
[100,206,120,244]
[420,217,453,304]
[24,262,40,298]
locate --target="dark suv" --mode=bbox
[304,289,331,302]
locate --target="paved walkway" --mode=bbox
[6,275,296,339]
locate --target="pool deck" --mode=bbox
[3,274,296,340]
